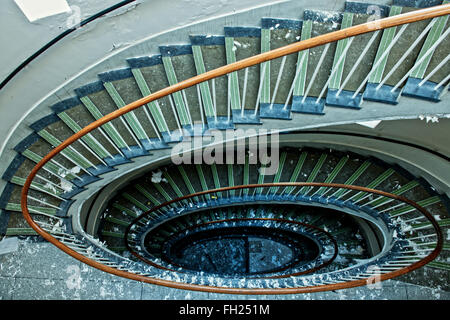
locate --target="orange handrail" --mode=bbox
[19,4,450,175]
[20,4,449,293]
[23,182,443,294]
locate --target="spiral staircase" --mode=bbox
[0,0,449,298]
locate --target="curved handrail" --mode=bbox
[25,182,443,294]
[18,4,450,178]
[20,4,449,293]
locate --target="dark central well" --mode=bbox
[156,224,320,276]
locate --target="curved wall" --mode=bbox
[80,129,450,238]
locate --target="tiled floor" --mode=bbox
[0,238,448,300]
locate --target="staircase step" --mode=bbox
[127,55,183,143]
[190,35,237,127]
[50,97,131,166]
[75,82,149,158]
[13,133,101,188]
[258,18,303,119]
[291,10,342,114]
[98,68,169,151]
[29,114,113,176]
[364,3,436,104]
[403,2,450,101]
[160,45,209,134]
[5,227,38,236]
[224,27,263,122]
[325,1,389,109]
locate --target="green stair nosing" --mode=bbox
[57,112,111,159]
[3,156,67,199]
[2,153,28,186]
[79,96,129,150]
[316,156,349,195]
[243,155,250,195]
[256,165,266,194]
[103,82,149,141]
[351,168,395,202]
[328,12,354,90]
[178,166,197,194]
[163,172,184,198]
[270,152,287,193]
[5,228,38,236]
[423,242,450,250]
[370,180,419,207]
[15,135,79,181]
[411,217,450,229]
[427,261,450,271]
[161,56,192,125]
[153,183,173,202]
[105,216,130,227]
[410,13,449,79]
[228,164,235,196]
[293,20,312,96]
[260,28,271,104]
[285,151,308,194]
[211,163,221,189]
[10,175,63,198]
[134,184,161,206]
[165,223,179,233]
[224,37,241,111]
[37,129,94,170]
[211,163,222,197]
[0,184,18,218]
[157,229,172,237]
[332,160,371,198]
[122,192,150,212]
[13,132,42,154]
[390,196,442,216]
[112,203,139,218]
[299,153,327,194]
[131,68,170,133]
[191,45,216,118]
[5,202,57,216]
[101,231,125,239]
[367,5,403,84]
[306,153,327,183]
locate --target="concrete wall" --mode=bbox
[0,0,394,156]
[1,0,449,224]
[78,125,450,238]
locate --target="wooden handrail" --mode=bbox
[18,4,450,177]
[23,182,443,294]
[20,4,449,294]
